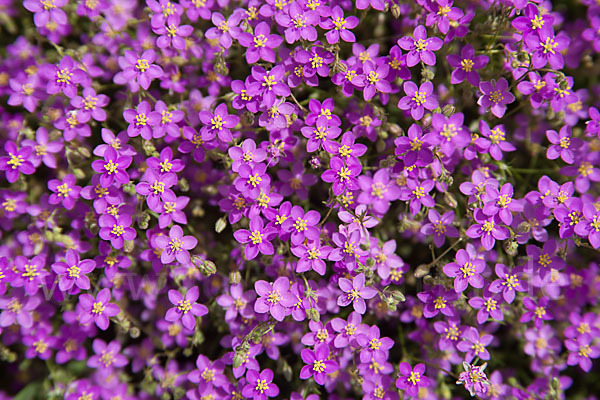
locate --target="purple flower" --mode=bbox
[48,174,81,210]
[98,214,136,249]
[154,15,193,50]
[91,147,132,188]
[319,6,359,44]
[0,291,40,329]
[356,325,394,362]
[330,311,367,348]
[124,101,154,139]
[238,22,283,64]
[478,121,516,160]
[397,25,443,67]
[234,163,271,200]
[337,273,378,314]
[395,363,431,397]
[299,343,338,385]
[357,169,401,215]
[51,249,95,292]
[78,288,120,330]
[165,286,208,330]
[421,210,459,248]
[23,0,67,28]
[417,285,458,318]
[482,182,523,225]
[524,325,560,359]
[87,339,128,370]
[446,44,488,86]
[565,334,600,372]
[457,327,493,362]
[216,283,256,322]
[156,225,197,264]
[425,0,464,34]
[456,362,490,397]
[200,103,239,143]
[546,126,583,164]
[281,206,320,245]
[21,127,63,169]
[247,65,290,107]
[117,50,163,91]
[574,201,600,248]
[465,209,510,250]
[205,11,241,48]
[253,277,296,321]
[40,55,86,98]
[443,248,485,292]
[234,216,276,260]
[12,255,48,295]
[70,87,109,122]
[353,60,391,101]
[228,139,267,173]
[511,3,554,37]
[188,354,228,393]
[469,292,504,324]
[478,78,515,118]
[397,81,438,120]
[275,2,319,44]
[0,141,35,183]
[149,100,185,139]
[135,169,177,211]
[399,179,435,215]
[321,156,361,196]
[525,30,569,70]
[489,264,528,304]
[301,120,342,153]
[242,369,279,399]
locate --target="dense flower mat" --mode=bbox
[1,0,600,398]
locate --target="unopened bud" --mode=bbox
[124,240,134,253]
[309,156,321,169]
[138,212,151,229]
[415,264,431,278]
[229,271,242,284]
[517,221,530,233]
[215,217,227,233]
[391,3,401,18]
[129,327,140,339]
[504,240,518,257]
[307,308,320,323]
[444,192,458,208]
[442,104,455,117]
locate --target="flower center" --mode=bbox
[433,296,446,309]
[503,274,519,289]
[482,220,495,232]
[414,38,428,52]
[169,237,182,252]
[161,110,172,124]
[135,113,147,126]
[412,91,427,106]
[489,90,504,104]
[177,299,192,313]
[461,58,474,72]
[92,301,105,315]
[111,224,125,236]
[408,371,421,385]
[313,359,326,373]
[293,15,306,28]
[247,174,262,188]
[253,34,267,48]
[489,127,505,144]
[293,217,307,232]
[166,24,178,37]
[578,162,592,177]
[249,230,263,244]
[83,96,97,110]
[497,194,512,207]
[412,186,425,198]
[461,262,475,277]
[255,379,269,394]
[57,183,71,197]
[369,338,381,350]
[541,37,558,54]
[367,71,380,85]
[333,17,347,30]
[579,345,592,358]
[532,14,545,29]
[68,265,81,278]
[485,298,497,312]
[310,55,324,69]
[559,137,571,149]
[267,290,281,304]
[56,69,72,84]
[7,154,23,169]
[100,350,114,366]
[104,160,119,174]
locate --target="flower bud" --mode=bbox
[444,192,458,208]
[230,271,242,284]
[309,156,321,169]
[391,3,401,18]
[415,263,431,278]
[215,217,227,233]
[307,308,321,323]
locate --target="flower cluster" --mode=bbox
[1,0,600,399]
